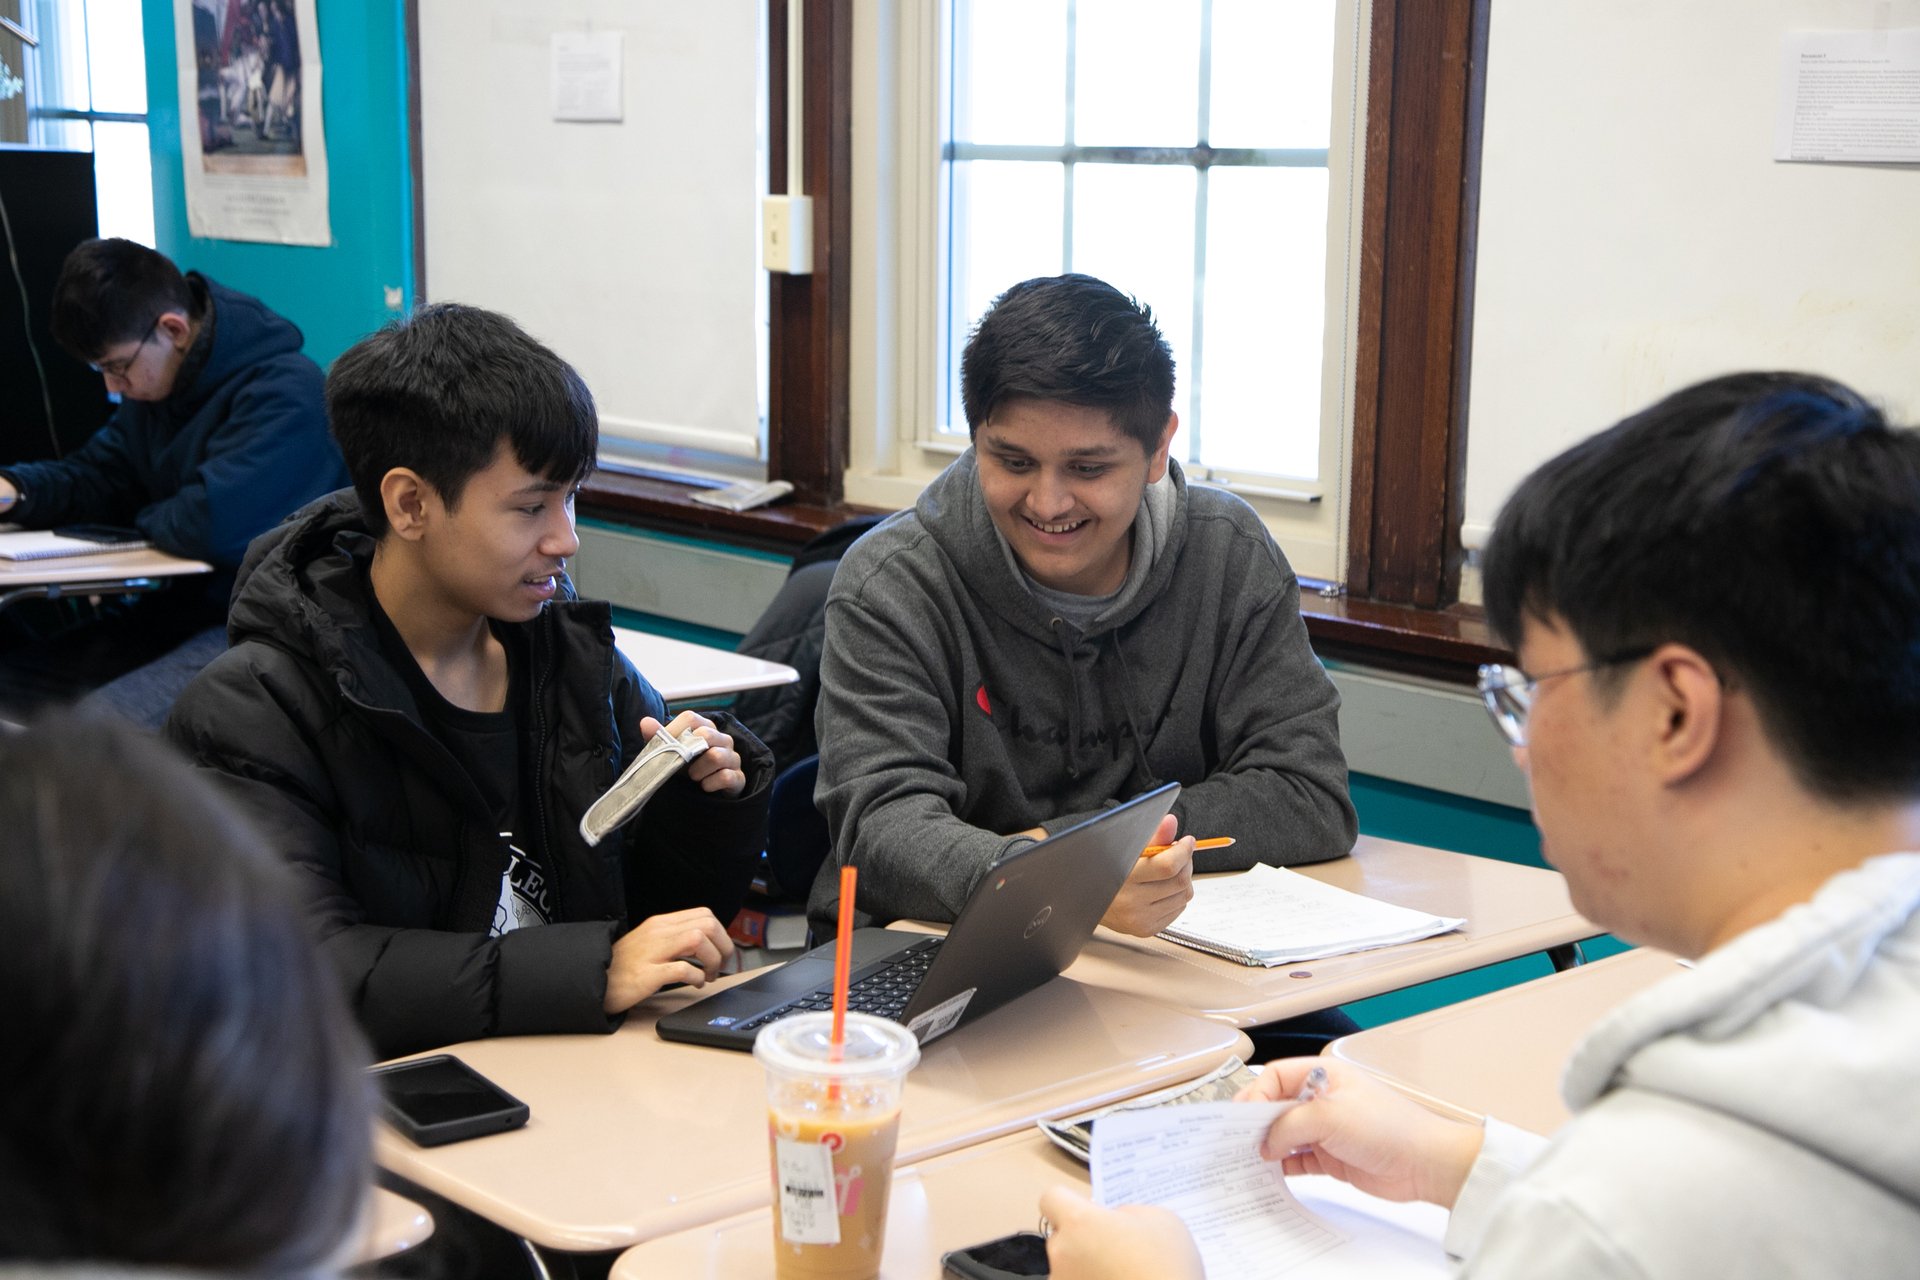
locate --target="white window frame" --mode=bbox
[847,0,1372,584]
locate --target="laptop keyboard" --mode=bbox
[734,937,944,1033]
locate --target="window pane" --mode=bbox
[1199,166,1329,480]
[1070,162,1196,436]
[946,159,1065,430]
[1074,0,1200,147]
[951,0,1066,145]
[85,0,148,115]
[92,120,155,245]
[1209,0,1334,148]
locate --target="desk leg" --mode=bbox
[1547,942,1586,972]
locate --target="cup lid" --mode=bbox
[752,1012,922,1078]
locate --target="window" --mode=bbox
[849,0,1370,582]
[3,0,154,245]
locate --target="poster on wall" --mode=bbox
[173,0,331,245]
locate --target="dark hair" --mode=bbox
[960,274,1176,453]
[49,238,196,361]
[326,302,598,536]
[1482,371,1920,802]
[0,713,372,1273]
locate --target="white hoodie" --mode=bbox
[1446,853,1920,1277]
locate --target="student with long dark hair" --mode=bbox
[0,713,372,1276]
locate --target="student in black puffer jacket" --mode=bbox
[167,305,770,1058]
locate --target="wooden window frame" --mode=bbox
[559,0,1506,676]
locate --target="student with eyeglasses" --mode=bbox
[1040,371,1920,1278]
[0,238,347,722]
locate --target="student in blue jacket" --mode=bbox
[0,237,347,716]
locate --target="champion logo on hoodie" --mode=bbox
[976,684,992,716]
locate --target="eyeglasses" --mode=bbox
[1476,648,1655,748]
[88,315,163,380]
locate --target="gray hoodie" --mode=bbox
[1448,852,1920,1276]
[810,450,1355,930]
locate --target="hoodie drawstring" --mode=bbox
[1049,617,1083,780]
[1107,630,1155,793]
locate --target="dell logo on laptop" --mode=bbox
[1023,905,1053,938]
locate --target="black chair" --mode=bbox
[762,752,829,902]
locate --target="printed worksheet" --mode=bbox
[1092,1103,1449,1278]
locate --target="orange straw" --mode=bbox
[830,865,858,1056]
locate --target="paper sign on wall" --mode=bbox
[553,30,624,123]
[1776,29,1920,163]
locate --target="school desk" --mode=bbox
[611,625,799,703]
[1057,836,1600,1028]
[1326,946,1684,1134]
[608,1126,1452,1278]
[374,966,1253,1253]
[352,1186,435,1264]
[0,542,212,610]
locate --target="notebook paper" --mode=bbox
[1159,864,1465,966]
[0,531,150,561]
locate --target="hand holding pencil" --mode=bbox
[1100,814,1197,938]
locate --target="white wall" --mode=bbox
[1464,0,1920,546]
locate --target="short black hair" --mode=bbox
[1483,371,1920,802]
[49,238,196,361]
[960,274,1176,453]
[0,712,371,1271]
[327,303,598,536]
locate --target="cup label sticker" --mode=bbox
[906,987,975,1043]
[775,1137,840,1244]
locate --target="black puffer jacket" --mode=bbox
[166,492,771,1057]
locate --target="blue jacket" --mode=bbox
[1,274,345,572]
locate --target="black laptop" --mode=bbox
[656,782,1181,1050]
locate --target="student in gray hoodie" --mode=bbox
[811,274,1356,941]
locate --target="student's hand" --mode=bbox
[1099,814,1194,937]
[604,907,734,1014]
[1038,1185,1204,1280]
[1236,1058,1486,1208]
[641,711,747,797]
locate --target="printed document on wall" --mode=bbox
[1776,29,1920,163]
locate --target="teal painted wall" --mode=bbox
[1343,773,1631,1026]
[141,0,412,368]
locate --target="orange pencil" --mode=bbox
[1140,836,1236,859]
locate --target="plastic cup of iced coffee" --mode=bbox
[754,1012,921,1280]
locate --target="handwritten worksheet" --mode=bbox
[1092,1103,1449,1278]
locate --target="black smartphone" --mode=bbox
[370,1054,530,1147]
[941,1230,1050,1279]
[53,523,142,544]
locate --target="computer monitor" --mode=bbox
[0,145,112,463]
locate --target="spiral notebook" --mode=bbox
[0,530,150,561]
[1159,864,1465,967]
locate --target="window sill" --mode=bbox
[579,465,887,553]
[1298,582,1510,685]
[580,470,1509,682]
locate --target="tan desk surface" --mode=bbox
[1061,836,1600,1027]
[609,1127,1079,1279]
[352,1186,434,1264]
[610,1127,1453,1278]
[1327,946,1684,1134]
[0,545,212,587]
[375,965,1252,1253]
[612,626,799,703]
